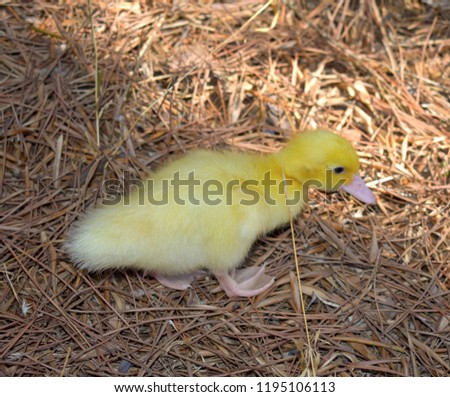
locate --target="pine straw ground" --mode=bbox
[1,0,449,377]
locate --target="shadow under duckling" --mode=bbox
[66,129,376,298]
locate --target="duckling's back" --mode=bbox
[66,150,302,275]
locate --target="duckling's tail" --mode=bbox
[65,207,134,272]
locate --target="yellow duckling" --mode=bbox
[67,129,375,297]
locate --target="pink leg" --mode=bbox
[213,265,275,298]
[152,271,205,290]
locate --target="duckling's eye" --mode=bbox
[333,166,345,174]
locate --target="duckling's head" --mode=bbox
[276,129,376,204]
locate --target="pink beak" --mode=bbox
[341,174,376,204]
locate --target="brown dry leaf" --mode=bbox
[369,229,379,264]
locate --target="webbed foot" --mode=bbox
[152,271,205,290]
[213,265,274,298]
